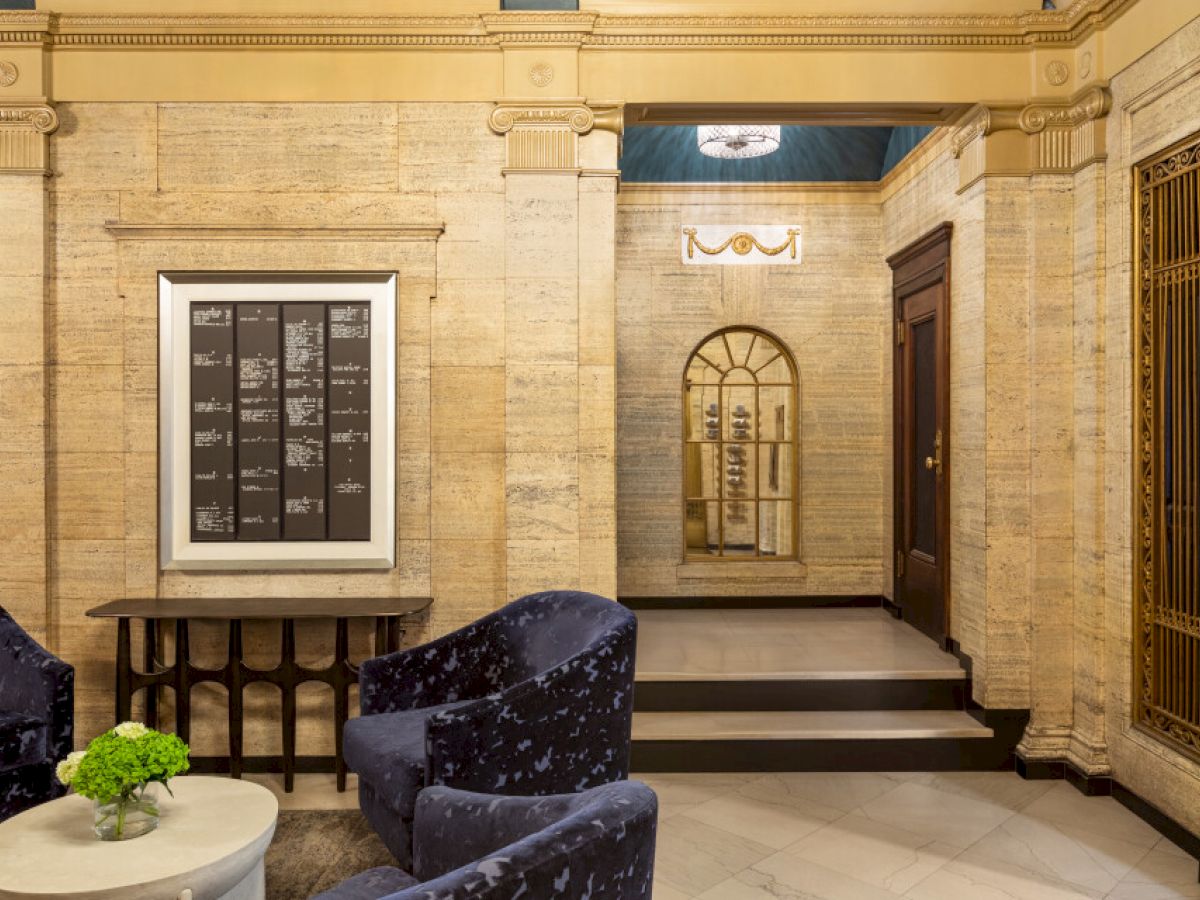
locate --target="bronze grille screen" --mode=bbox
[1135,132,1200,761]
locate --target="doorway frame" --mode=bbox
[888,222,953,645]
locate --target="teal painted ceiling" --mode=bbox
[621,125,933,183]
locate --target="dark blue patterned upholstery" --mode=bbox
[312,780,658,900]
[345,591,637,867]
[0,607,74,822]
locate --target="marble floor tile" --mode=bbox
[1107,848,1200,899]
[783,811,962,894]
[736,771,911,815]
[1022,783,1164,849]
[680,789,842,850]
[634,771,758,820]
[700,852,908,900]
[957,812,1153,895]
[653,880,694,900]
[904,770,1056,812]
[905,855,1104,900]
[653,813,777,896]
[857,780,1017,849]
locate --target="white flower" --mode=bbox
[55,750,86,786]
[113,721,150,740]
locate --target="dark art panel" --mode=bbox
[282,305,327,540]
[236,304,282,541]
[327,304,371,541]
[189,304,236,541]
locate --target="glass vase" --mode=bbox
[93,782,160,841]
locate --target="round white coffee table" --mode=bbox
[0,775,278,900]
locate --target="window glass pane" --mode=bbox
[758,502,793,557]
[684,501,720,556]
[722,501,755,555]
[756,354,791,384]
[759,443,791,499]
[757,389,792,441]
[723,386,756,441]
[699,335,730,371]
[724,442,754,500]
[725,330,755,368]
[684,442,721,499]
[686,386,721,441]
[746,336,780,373]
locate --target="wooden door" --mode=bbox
[888,223,952,646]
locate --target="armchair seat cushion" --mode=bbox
[343,701,471,814]
[0,711,47,772]
[311,866,418,900]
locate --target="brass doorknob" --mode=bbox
[925,456,935,470]
[925,429,943,476]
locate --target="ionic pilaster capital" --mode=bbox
[0,100,58,175]
[489,99,624,174]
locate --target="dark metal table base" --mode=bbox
[114,615,406,792]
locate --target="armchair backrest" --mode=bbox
[0,606,74,764]
[404,781,657,899]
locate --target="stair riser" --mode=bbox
[631,738,1014,772]
[633,679,966,712]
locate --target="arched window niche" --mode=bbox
[683,327,799,560]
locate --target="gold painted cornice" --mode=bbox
[0,0,1138,49]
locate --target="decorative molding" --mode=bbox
[683,227,799,260]
[489,100,623,173]
[529,62,554,87]
[1045,59,1071,85]
[103,223,445,241]
[0,101,57,175]
[0,61,17,87]
[0,0,1138,50]
[951,84,1111,189]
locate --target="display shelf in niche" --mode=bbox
[160,273,396,570]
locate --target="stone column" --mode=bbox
[489,101,622,600]
[0,95,55,642]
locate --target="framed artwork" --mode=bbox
[158,272,397,569]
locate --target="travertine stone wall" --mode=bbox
[23,99,619,755]
[1098,16,1200,831]
[0,175,48,647]
[615,190,890,598]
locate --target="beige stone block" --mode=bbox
[397,103,504,195]
[399,278,434,350]
[431,367,505,453]
[158,103,399,193]
[505,278,578,366]
[0,180,46,277]
[396,540,433,597]
[506,365,578,453]
[0,452,45,542]
[124,539,157,599]
[580,452,616,540]
[436,192,505,281]
[50,365,124,453]
[579,537,617,599]
[123,452,156,542]
[649,270,724,328]
[0,277,45,366]
[579,277,616,366]
[52,104,157,191]
[0,366,44,454]
[122,365,157,454]
[51,452,124,541]
[0,541,46,626]
[507,539,579,600]
[52,540,125,615]
[431,280,505,368]
[50,191,119,244]
[398,348,430,454]
[506,452,579,541]
[432,539,506,607]
[118,191,437,227]
[398,451,431,541]
[505,182,579,278]
[432,451,505,541]
[579,366,615,455]
[50,272,122,366]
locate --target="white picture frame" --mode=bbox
[158,272,397,570]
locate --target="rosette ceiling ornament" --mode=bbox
[697,125,781,160]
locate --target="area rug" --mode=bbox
[265,809,397,899]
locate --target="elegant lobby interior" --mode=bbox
[1,0,1199,897]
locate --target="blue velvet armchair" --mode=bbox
[313,780,658,900]
[0,607,74,822]
[343,590,637,868]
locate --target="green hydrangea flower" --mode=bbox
[67,725,191,803]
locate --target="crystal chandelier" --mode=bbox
[696,125,781,160]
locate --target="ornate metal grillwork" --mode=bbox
[1134,132,1200,761]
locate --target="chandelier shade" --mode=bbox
[696,125,782,160]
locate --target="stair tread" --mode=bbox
[636,668,966,682]
[632,709,993,741]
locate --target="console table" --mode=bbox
[86,596,432,792]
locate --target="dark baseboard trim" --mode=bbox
[882,596,903,619]
[1016,756,1200,868]
[188,755,335,775]
[944,637,975,681]
[633,678,966,712]
[620,594,888,610]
